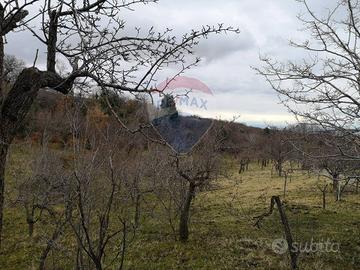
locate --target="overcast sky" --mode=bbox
[5,0,335,127]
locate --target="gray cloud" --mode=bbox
[195,30,256,62]
[6,30,46,67]
[3,0,332,127]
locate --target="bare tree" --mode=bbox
[256,0,360,161]
[314,156,359,201]
[38,183,74,270]
[17,139,64,237]
[0,0,238,246]
[15,137,75,270]
[69,135,144,270]
[267,128,293,177]
[254,196,299,270]
[65,100,152,270]
[172,123,227,242]
[317,182,328,210]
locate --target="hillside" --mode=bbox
[21,91,265,156]
[1,146,359,269]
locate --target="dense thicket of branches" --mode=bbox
[0,0,238,248]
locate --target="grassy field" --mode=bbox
[1,144,360,269]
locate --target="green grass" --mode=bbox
[1,145,360,269]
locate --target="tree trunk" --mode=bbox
[47,11,58,73]
[278,162,282,177]
[119,222,127,270]
[179,182,196,242]
[322,190,326,209]
[261,159,267,169]
[283,173,288,198]
[0,68,42,248]
[76,246,83,270]
[336,182,341,201]
[0,35,4,101]
[94,260,103,270]
[254,196,298,269]
[0,143,8,248]
[0,2,5,101]
[332,177,337,192]
[134,194,141,228]
[273,196,298,270]
[39,224,65,270]
[27,219,34,237]
[333,176,340,201]
[239,163,245,174]
[0,67,72,248]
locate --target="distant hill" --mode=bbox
[152,114,213,153]
[18,90,267,156]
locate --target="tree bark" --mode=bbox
[0,68,47,247]
[0,67,73,248]
[0,3,4,101]
[179,182,196,242]
[134,194,141,228]
[0,143,8,248]
[38,210,73,270]
[27,218,34,237]
[283,173,288,198]
[0,35,4,101]
[47,11,58,73]
[39,225,64,270]
[273,196,298,270]
[336,182,341,201]
[93,260,102,270]
[277,161,282,177]
[333,176,340,201]
[254,196,298,270]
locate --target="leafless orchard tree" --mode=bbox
[70,139,134,270]
[254,195,298,270]
[62,91,147,269]
[317,159,349,201]
[256,0,360,162]
[290,127,360,201]
[16,137,65,237]
[172,123,228,242]
[37,170,74,270]
[137,120,228,242]
[0,0,239,246]
[17,90,155,269]
[282,123,360,202]
[266,128,294,177]
[145,145,186,238]
[15,138,75,270]
[313,154,360,201]
[317,181,328,209]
